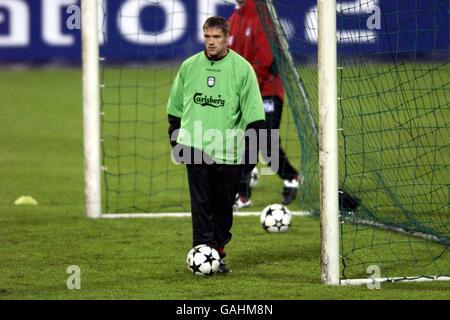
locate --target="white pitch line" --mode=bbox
[100,211,312,219]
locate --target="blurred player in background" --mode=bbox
[228,0,301,208]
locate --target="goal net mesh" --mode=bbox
[99,1,301,214]
[258,0,449,280]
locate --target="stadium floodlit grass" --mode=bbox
[1,69,450,300]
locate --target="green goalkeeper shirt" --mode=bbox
[167,49,265,164]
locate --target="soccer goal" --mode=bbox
[82,0,449,285]
[81,0,305,219]
[257,0,449,285]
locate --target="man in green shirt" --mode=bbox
[167,16,265,273]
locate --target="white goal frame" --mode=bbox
[81,0,311,221]
[82,0,101,219]
[317,0,340,285]
[317,0,450,286]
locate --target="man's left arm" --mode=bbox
[240,67,266,173]
[243,119,266,174]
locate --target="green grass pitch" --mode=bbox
[0,69,449,300]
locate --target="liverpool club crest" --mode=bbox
[207,76,215,87]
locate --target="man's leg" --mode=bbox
[212,164,242,248]
[186,164,215,247]
[212,164,242,273]
[264,97,298,180]
[264,97,300,205]
[235,170,252,208]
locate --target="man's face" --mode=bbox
[203,27,228,59]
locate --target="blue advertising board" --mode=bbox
[0,0,447,63]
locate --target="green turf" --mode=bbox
[1,69,449,300]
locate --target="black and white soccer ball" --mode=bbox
[186,244,220,276]
[249,167,259,188]
[260,204,292,233]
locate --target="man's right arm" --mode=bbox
[167,66,185,147]
[168,115,181,148]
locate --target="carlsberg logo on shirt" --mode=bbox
[193,93,225,108]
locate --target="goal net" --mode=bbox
[258,0,449,283]
[95,0,301,214]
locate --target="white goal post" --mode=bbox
[317,0,340,286]
[315,0,450,286]
[82,0,101,219]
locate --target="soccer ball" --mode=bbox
[186,244,220,276]
[260,204,292,233]
[249,167,259,188]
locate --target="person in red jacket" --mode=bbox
[228,0,301,207]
